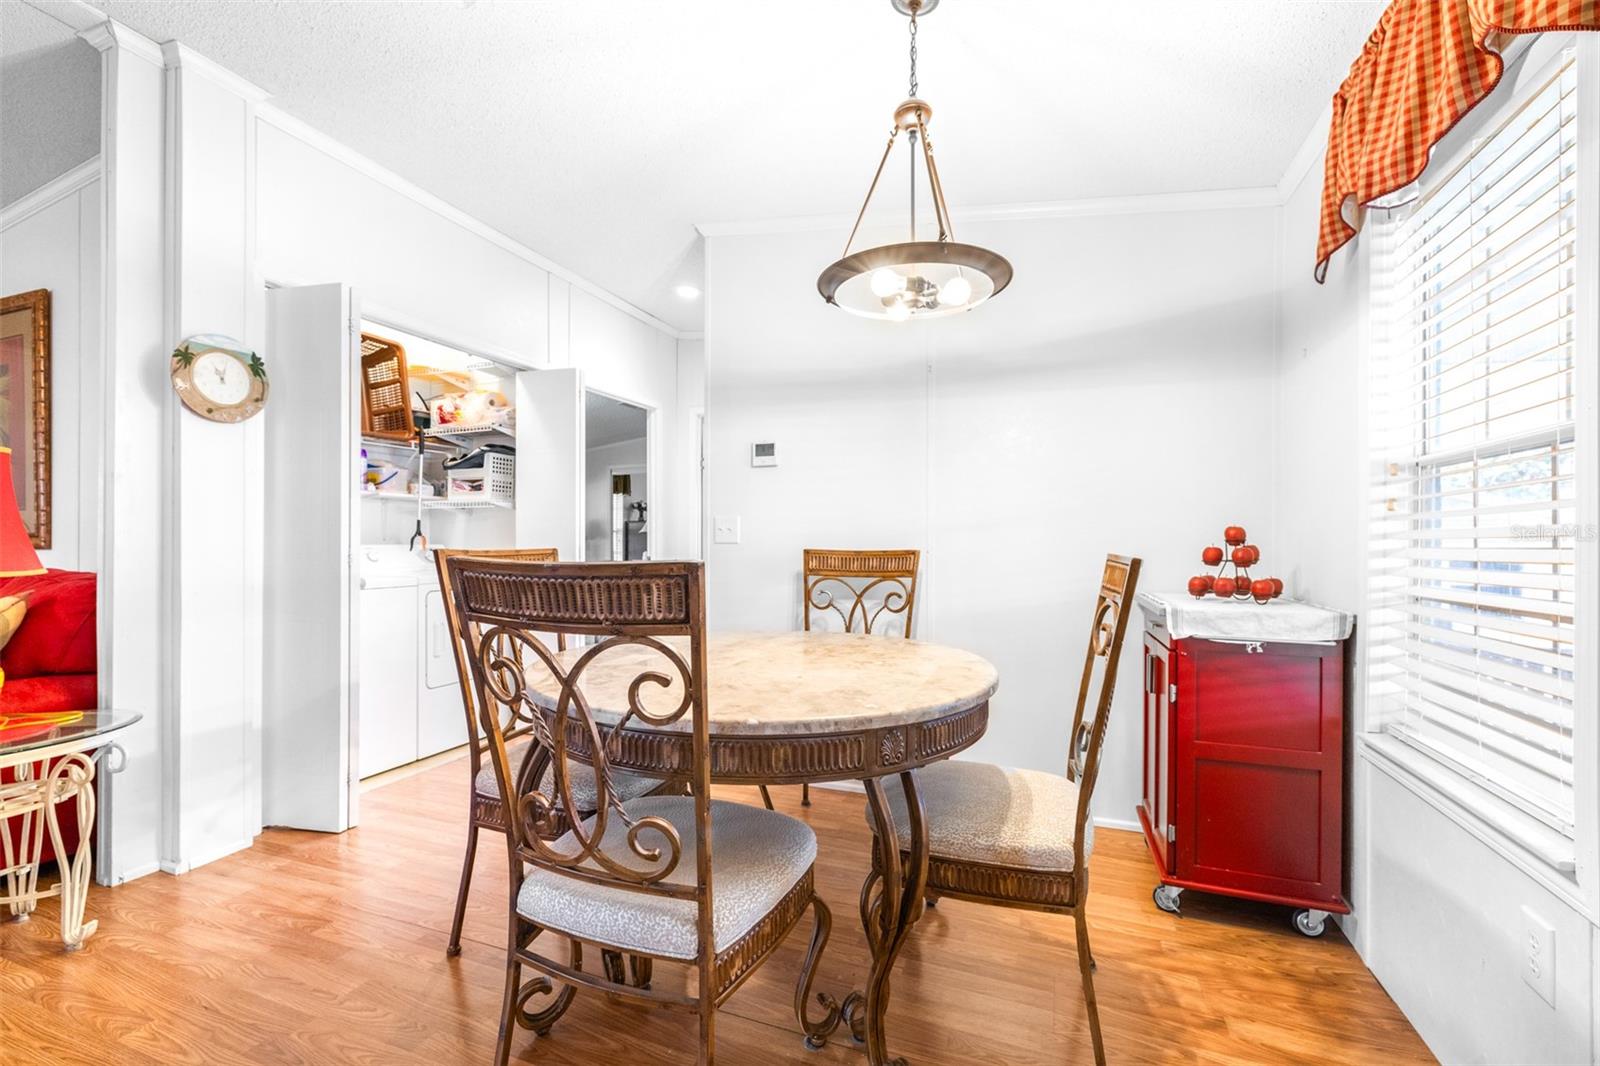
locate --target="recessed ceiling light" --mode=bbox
[675,284,701,300]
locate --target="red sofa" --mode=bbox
[0,569,98,864]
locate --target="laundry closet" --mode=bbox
[263,282,586,833]
[354,323,520,780]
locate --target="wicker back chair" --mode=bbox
[760,548,921,811]
[869,553,1141,1066]
[433,546,663,957]
[802,548,920,638]
[443,558,837,1066]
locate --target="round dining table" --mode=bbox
[527,630,998,1066]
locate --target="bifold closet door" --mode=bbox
[514,367,581,560]
[263,282,361,832]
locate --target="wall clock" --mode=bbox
[171,334,268,423]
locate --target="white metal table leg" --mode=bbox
[2,759,45,922]
[42,753,99,950]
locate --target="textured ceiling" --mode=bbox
[585,391,647,450]
[62,1,1382,331]
[1,2,101,206]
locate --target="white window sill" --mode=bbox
[1358,733,1592,919]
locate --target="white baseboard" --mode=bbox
[1093,815,1140,833]
[160,834,255,876]
[104,860,160,886]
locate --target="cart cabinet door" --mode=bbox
[1140,630,1175,874]
[1173,639,1345,905]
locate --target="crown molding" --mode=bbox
[255,106,685,340]
[162,41,271,103]
[77,18,163,65]
[0,157,101,231]
[696,186,1282,238]
[676,331,706,343]
[25,0,108,33]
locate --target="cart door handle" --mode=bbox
[1168,683,1178,704]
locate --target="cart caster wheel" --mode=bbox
[1152,885,1183,915]
[1293,909,1328,938]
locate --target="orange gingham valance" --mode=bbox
[1316,0,1600,282]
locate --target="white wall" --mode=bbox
[705,203,1279,822]
[1274,50,1599,1061]
[672,337,706,560]
[255,116,687,561]
[0,163,101,572]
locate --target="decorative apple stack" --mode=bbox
[1187,525,1284,604]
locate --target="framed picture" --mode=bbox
[0,289,51,549]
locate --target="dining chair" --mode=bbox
[443,557,839,1066]
[867,553,1141,1066]
[433,546,665,958]
[761,548,922,811]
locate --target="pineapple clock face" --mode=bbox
[171,335,269,423]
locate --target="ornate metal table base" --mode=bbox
[0,752,99,950]
[809,768,928,1066]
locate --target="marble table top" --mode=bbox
[522,631,999,737]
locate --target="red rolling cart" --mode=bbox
[1135,592,1353,937]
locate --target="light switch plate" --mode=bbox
[1521,905,1556,1006]
[713,515,741,544]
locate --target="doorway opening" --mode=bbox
[584,392,650,560]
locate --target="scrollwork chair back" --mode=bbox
[802,549,920,638]
[445,558,711,903]
[433,546,566,957]
[435,548,564,807]
[1064,554,1141,879]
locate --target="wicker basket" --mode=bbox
[360,333,415,441]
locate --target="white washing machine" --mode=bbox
[358,547,466,778]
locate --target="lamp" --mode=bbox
[0,446,43,697]
[0,447,42,578]
[817,0,1012,320]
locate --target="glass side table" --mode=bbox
[0,709,141,950]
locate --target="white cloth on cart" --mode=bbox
[1136,591,1353,644]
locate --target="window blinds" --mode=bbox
[1368,55,1579,835]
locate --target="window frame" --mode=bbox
[1357,32,1599,918]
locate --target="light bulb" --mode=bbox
[941,275,973,307]
[871,268,907,298]
[886,300,911,322]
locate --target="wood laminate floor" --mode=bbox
[1,758,1433,1065]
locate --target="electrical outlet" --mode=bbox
[713,515,741,545]
[1520,906,1556,1006]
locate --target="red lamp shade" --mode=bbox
[0,448,43,577]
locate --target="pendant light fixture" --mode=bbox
[817,0,1011,320]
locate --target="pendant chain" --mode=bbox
[908,11,919,98]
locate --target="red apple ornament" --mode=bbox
[1251,578,1275,604]
[1231,546,1254,567]
[1224,525,1247,546]
[1213,577,1236,598]
[1188,575,1211,598]
[1202,545,1224,566]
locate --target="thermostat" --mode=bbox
[751,441,778,467]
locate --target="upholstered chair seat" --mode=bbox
[859,553,1141,1066]
[518,796,817,960]
[878,761,1089,873]
[473,739,659,811]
